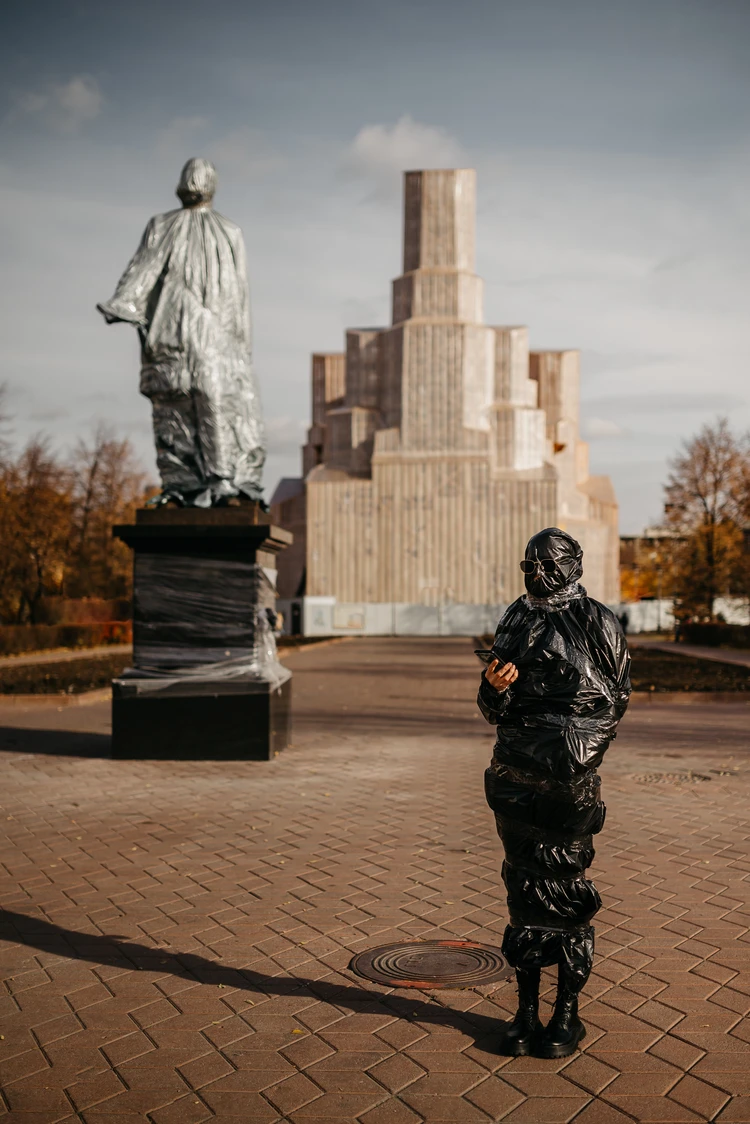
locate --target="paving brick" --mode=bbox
[649,1036,706,1070]
[504,1072,595,1098]
[604,1096,705,1121]
[65,1070,126,1110]
[668,1073,731,1118]
[569,1104,635,1124]
[81,1115,151,1124]
[502,1096,590,1122]
[303,1067,385,1094]
[367,1053,426,1092]
[264,1071,323,1113]
[289,1091,389,1117]
[177,1050,234,1088]
[406,1050,489,1074]
[716,1099,750,1123]
[464,1074,525,1117]
[148,1097,216,1124]
[358,1099,424,1124]
[399,1092,493,1121]
[561,1054,618,1095]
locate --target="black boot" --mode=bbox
[499,966,542,1056]
[537,962,586,1058]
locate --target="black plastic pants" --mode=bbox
[485,764,604,983]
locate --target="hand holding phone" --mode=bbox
[476,651,519,692]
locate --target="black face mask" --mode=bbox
[522,528,583,598]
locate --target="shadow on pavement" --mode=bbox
[0,726,111,758]
[0,907,509,1050]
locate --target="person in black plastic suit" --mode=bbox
[478,528,630,1058]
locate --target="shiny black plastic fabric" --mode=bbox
[477,528,631,977]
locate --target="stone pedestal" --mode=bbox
[112,506,293,760]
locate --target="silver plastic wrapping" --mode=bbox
[97,159,265,507]
[115,556,289,697]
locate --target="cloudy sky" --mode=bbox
[1,0,748,532]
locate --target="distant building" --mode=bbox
[271,169,620,635]
[619,527,681,602]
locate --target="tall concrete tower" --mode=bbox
[271,170,619,635]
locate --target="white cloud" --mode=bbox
[341,115,464,195]
[582,417,628,438]
[10,75,103,132]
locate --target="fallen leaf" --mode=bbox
[292,1028,304,1034]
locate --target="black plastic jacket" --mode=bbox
[478,591,631,781]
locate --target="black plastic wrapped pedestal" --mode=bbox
[112,507,293,760]
[111,676,291,760]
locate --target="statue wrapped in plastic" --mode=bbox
[477,528,630,1058]
[97,158,265,508]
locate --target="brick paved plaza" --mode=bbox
[1,637,750,1124]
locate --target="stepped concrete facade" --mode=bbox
[271,169,619,636]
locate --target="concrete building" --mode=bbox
[271,169,620,636]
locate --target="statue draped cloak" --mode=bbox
[478,588,631,986]
[98,205,265,506]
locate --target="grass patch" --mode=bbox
[630,647,750,692]
[0,654,132,695]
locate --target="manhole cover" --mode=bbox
[632,771,712,785]
[349,940,513,989]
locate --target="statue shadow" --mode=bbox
[0,725,111,758]
[0,908,509,1050]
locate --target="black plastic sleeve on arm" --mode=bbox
[612,630,632,721]
[477,672,513,725]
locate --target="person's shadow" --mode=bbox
[0,908,509,1049]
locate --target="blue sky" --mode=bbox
[1,0,748,531]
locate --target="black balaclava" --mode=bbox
[523,527,583,599]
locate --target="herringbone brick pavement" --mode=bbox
[0,637,749,1123]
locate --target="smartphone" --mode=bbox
[474,649,502,666]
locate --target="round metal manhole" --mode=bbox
[632,771,712,785]
[348,939,513,989]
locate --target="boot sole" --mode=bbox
[536,1025,586,1059]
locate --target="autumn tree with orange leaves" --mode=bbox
[664,418,749,621]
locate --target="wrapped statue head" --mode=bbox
[522,527,583,598]
[176,158,217,207]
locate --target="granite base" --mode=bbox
[111,677,292,760]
